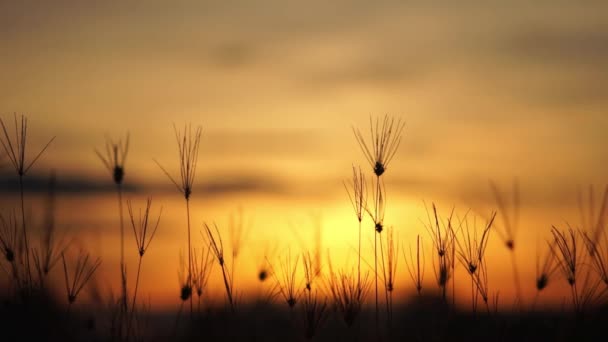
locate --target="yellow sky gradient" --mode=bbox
[1,1,608,311]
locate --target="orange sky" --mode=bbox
[1,1,607,311]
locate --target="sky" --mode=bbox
[1,1,607,310]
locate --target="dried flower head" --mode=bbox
[0,113,55,177]
[536,239,557,291]
[269,249,301,308]
[352,115,405,177]
[154,123,202,200]
[550,226,579,286]
[454,211,495,276]
[95,133,129,185]
[178,249,192,301]
[0,211,19,263]
[61,250,102,304]
[489,180,520,250]
[127,198,162,257]
[325,264,371,327]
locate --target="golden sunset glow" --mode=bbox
[1,2,608,341]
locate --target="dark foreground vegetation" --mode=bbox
[3,292,608,342]
[2,113,608,341]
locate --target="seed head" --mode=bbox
[375,222,383,233]
[258,270,268,282]
[154,123,202,201]
[180,285,192,301]
[5,248,14,262]
[352,115,405,177]
[374,161,385,177]
[567,277,575,286]
[95,133,129,186]
[536,274,548,291]
[113,166,124,185]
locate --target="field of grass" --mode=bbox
[1,114,607,341]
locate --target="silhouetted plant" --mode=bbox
[0,113,55,289]
[95,132,130,322]
[32,172,70,289]
[257,241,278,283]
[352,115,405,178]
[270,249,301,310]
[301,290,328,341]
[192,245,214,313]
[533,238,557,310]
[155,123,202,317]
[352,114,405,333]
[0,211,19,264]
[550,226,581,310]
[423,202,455,302]
[228,206,251,294]
[344,165,367,287]
[404,235,425,295]
[577,185,608,257]
[381,226,398,327]
[303,251,320,292]
[454,211,495,313]
[204,222,236,312]
[490,180,523,307]
[61,250,102,314]
[126,197,162,339]
[325,257,371,329]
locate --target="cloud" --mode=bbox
[0,171,286,197]
[196,175,286,196]
[0,171,139,194]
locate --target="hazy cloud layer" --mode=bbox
[0,1,606,205]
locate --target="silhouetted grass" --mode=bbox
[4,115,608,342]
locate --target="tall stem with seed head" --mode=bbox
[155,123,202,318]
[95,133,129,316]
[0,114,55,289]
[352,114,405,337]
[490,180,522,309]
[125,198,161,340]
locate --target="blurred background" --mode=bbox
[1,0,607,310]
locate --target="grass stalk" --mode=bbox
[186,198,193,316]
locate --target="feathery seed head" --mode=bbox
[128,198,162,258]
[180,285,192,301]
[468,262,478,275]
[489,180,520,251]
[61,250,102,305]
[114,167,124,185]
[536,274,548,291]
[154,123,202,201]
[0,113,55,177]
[95,133,129,186]
[373,161,385,177]
[352,114,405,177]
[258,270,268,282]
[5,248,14,262]
[375,222,383,233]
